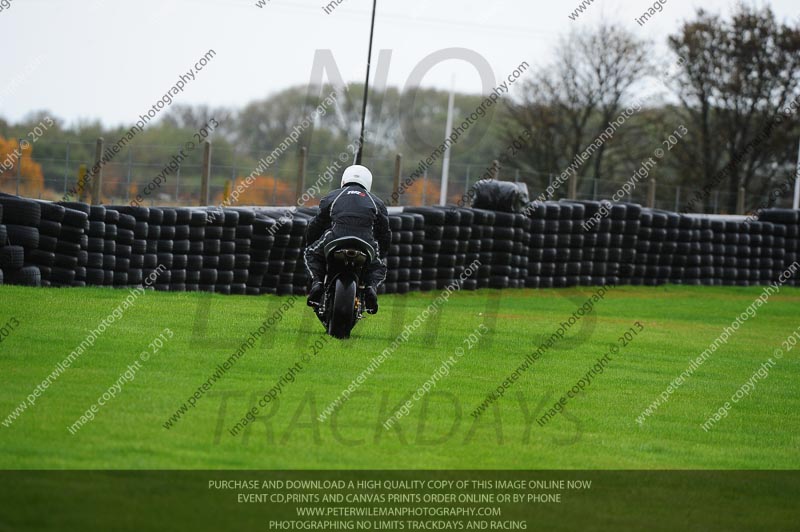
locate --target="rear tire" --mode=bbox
[327,278,356,339]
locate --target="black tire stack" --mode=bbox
[256,209,299,296]
[230,209,254,296]
[57,203,90,287]
[633,210,655,286]
[559,201,588,287]
[407,212,425,292]
[248,216,274,295]
[383,214,403,294]
[258,211,286,295]
[510,212,531,289]
[168,208,191,292]
[108,206,149,288]
[716,219,746,286]
[669,215,700,286]
[145,207,167,291]
[469,209,494,289]
[200,208,223,293]
[213,209,238,295]
[0,196,42,287]
[83,204,108,287]
[114,210,138,287]
[758,209,798,285]
[524,202,545,289]
[486,210,516,289]
[104,207,130,288]
[649,210,678,285]
[4,195,800,296]
[28,201,64,287]
[709,218,727,285]
[0,203,4,285]
[696,217,716,286]
[392,212,424,293]
[746,220,770,286]
[453,209,476,290]
[404,207,446,291]
[288,212,310,296]
[186,209,207,292]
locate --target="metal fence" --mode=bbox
[0,138,791,214]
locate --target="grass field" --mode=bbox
[0,284,798,469]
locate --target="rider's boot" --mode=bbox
[307,281,324,307]
[364,286,378,314]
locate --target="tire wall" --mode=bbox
[0,194,798,292]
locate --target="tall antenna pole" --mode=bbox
[793,137,800,210]
[355,0,377,166]
[439,75,456,206]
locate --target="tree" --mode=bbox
[668,5,800,212]
[505,23,653,196]
[0,136,44,197]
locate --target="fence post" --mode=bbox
[490,159,500,180]
[392,153,402,206]
[272,162,278,205]
[15,138,23,196]
[91,137,104,205]
[422,169,428,205]
[592,177,597,200]
[296,147,307,204]
[125,147,133,202]
[63,141,71,197]
[200,140,211,206]
[568,173,577,200]
[647,178,656,209]
[674,186,681,212]
[175,152,182,203]
[77,164,88,201]
[737,186,746,215]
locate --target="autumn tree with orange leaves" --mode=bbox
[0,136,44,197]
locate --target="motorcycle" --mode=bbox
[311,235,375,339]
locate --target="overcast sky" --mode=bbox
[1,0,796,128]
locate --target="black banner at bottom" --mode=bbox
[0,470,797,531]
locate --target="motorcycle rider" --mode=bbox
[304,164,390,314]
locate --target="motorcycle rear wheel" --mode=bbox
[327,277,357,339]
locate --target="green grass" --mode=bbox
[0,284,798,469]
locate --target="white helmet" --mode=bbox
[341,165,373,192]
